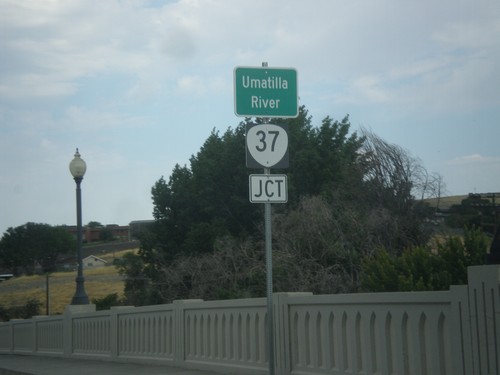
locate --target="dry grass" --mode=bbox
[425,193,500,211]
[0,249,137,315]
[424,195,467,210]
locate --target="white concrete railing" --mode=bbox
[0,265,498,375]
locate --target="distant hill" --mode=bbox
[58,240,140,267]
[424,195,467,211]
[82,240,140,258]
[425,193,500,211]
[0,248,137,316]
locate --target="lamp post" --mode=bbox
[69,148,89,305]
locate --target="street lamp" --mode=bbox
[69,148,89,305]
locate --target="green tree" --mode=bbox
[360,248,400,292]
[397,247,449,291]
[133,109,365,300]
[87,221,103,228]
[273,196,369,294]
[361,227,488,292]
[145,108,364,262]
[115,252,153,306]
[271,111,364,204]
[146,125,256,261]
[361,129,435,252]
[125,107,438,303]
[92,293,123,311]
[99,227,114,242]
[0,223,75,275]
[446,194,497,234]
[0,298,42,321]
[463,225,489,265]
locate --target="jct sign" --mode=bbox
[234,67,298,118]
[249,174,288,203]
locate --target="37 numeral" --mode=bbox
[255,130,279,152]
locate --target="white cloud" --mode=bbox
[343,75,390,104]
[446,154,500,166]
[431,14,500,51]
[62,106,147,132]
[0,1,161,100]
[160,25,198,61]
[176,75,206,95]
[174,74,229,96]
[441,153,500,195]
[389,56,453,81]
[1,0,500,232]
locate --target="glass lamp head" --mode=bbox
[69,148,87,179]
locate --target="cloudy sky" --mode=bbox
[1,0,499,234]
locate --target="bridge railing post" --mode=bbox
[63,304,96,358]
[450,285,473,374]
[173,299,204,368]
[467,265,500,374]
[273,292,313,375]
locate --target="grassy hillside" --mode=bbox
[425,193,500,211]
[0,249,136,315]
[424,194,467,210]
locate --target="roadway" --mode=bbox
[0,354,220,375]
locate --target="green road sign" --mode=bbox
[234,66,298,118]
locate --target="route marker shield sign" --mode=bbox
[246,123,289,168]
